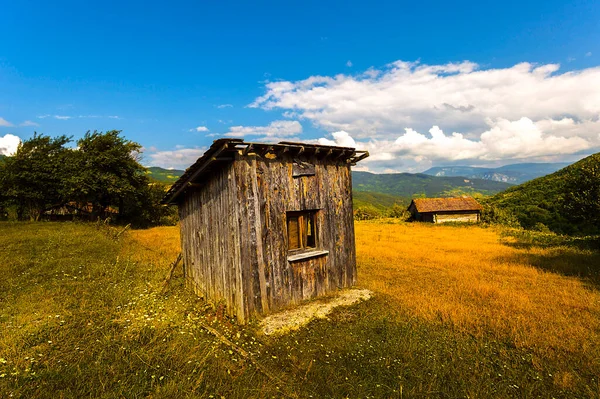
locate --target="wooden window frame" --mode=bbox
[286,210,318,253]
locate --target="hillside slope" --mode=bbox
[146,166,184,183]
[423,162,570,184]
[353,171,512,198]
[352,191,406,211]
[486,153,600,234]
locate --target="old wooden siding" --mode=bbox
[434,212,480,223]
[234,153,356,318]
[178,163,245,323]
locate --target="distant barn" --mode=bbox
[162,138,369,323]
[407,197,483,223]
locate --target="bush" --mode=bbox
[354,205,382,220]
[480,203,521,228]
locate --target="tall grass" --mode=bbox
[1,221,599,398]
[356,220,600,393]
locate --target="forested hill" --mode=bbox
[423,162,570,184]
[352,171,512,198]
[146,167,184,183]
[486,153,600,234]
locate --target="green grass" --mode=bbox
[1,222,599,398]
[352,190,407,211]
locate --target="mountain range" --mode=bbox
[352,171,512,198]
[423,162,570,185]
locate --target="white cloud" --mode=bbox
[318,130,357,147]
[146,147,208,170]
[251,60,600,170]
[224,120,302,139]
[217,104,233,109]
[316,118,598,172]
[0,117,13,127]
[20,120,40,127]
[190,126,209,132]
[54,115,72,120]
[346,60,353,67]
[586,52,592,57]
[0,134,21,155]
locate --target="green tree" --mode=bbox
[71,130,149,220]
[0,133,73,220]
[563,156,600,233]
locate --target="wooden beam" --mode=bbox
[243,144,254,156]
[352,151,370,163]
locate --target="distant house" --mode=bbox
[407,197,483,223]
[162,138,369,323]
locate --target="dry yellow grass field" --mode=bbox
[130,221,600,368]
[355,221,600,388]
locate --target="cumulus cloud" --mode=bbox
[317,117,598,172]
[146,147,208,170]
[252,60,600,170]
[224,120,302,140]
[191,126,209,132]
[0,134,21,155]
[318,130,357,147]
[0,117,13,127]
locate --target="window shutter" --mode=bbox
[288,216,301,250]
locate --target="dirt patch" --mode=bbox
[260,289,372,336]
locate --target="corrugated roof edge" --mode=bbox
[161,138,369,205]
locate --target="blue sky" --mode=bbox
[1,0,599,172]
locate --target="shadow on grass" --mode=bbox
[500,229,600,289]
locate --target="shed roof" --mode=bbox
[161,138,369,205]
[409,197,483,213]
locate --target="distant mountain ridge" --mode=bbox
[423,162,570,184]
[352,171,512,198]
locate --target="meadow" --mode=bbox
[1,220,599,398]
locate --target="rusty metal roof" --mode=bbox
[161,138,369,205]
[409,197,483,213]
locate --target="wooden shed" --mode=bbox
[408,196,483,223]
[162,138,369,323]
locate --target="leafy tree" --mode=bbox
[354,205,382,220]
[388,203,411,220]
[563,156,600,233]
[70,130,149,220]
[0,133,73,220]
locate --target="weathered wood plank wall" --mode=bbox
[180,152,356,323]
[234,153,355,318]
[434,212,480,223]
[178,163,246,322]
